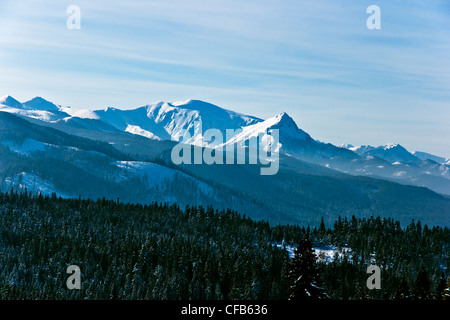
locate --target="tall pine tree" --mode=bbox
[414,266,431,300]
[287,237,329,300]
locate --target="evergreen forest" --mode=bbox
[0,190,449,300]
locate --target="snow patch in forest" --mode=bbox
[4,172,72,198]
[1,138,49,156]
[113,161,215,196]
[275,243,352,263]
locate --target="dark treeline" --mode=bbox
[0,190,448,300]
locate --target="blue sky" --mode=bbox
[1,0,449,157]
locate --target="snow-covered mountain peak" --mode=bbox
[339,143,354,149]
[0,95,72,122]
[175,99,229,116]
[345,143,420,164]
[0,95,23,109]
[23,97,60,112]
[172,99,219,112]
[145,101,176,116]
[244,112,307,138]
[216,110,313,155]
[383,143,400,150]
[270,112,298,129]
[347,145,375,153]
[243,112,295,140]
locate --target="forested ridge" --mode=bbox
[0,190,449,300]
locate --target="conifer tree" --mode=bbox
[287,237,329,300]
[436,273,448,300]
[394,276,410,300]
[414,266,431,300]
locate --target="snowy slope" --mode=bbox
[218,112,311,154]
[1,138,49,156]
[4,172,73,198]
[94,99,261,145]
[113,160,214,195]
[125,125,162,140]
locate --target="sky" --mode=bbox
[1,0,449,158]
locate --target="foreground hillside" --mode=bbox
[0,191,448,300]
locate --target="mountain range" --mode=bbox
[1,95,449,227]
